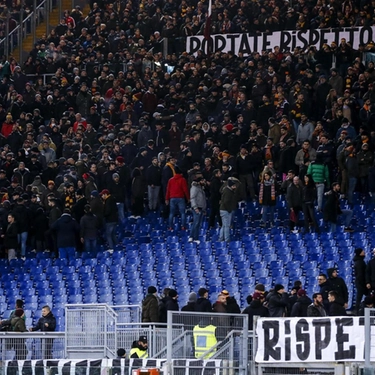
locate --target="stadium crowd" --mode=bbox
[0,0,374,312]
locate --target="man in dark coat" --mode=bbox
[242,292,269,329]
[181,292,197,312]
[328,291,347,316]
[318,273,331,313]
[286,176,303,232]
[323,182,354,232]
[266,284,289,317]
[195,288,212,312]
[208,169,222,228]
[51,209,80,260]
[307,293,327,317]
[290,289,312,317]
[12,197,32,260]
[100,189,118,252]
[366,249,375,293]
[354,248,367,312]
[142,286,159,323]
[327,267,349,308]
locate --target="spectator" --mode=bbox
[366,249,375,292]
[165,167,189,231]
[259,171,276,228]
[3,213,18,261]
[195,288,212,313]
[181,293,197,312]
[307,293,327,317]
[219,179,238,242]
[189,177,207,244]
[242,293,269,330]
[142,286,159,324]
[328,291,347,316]
[353,248,367,313]
[290,289,312,317]
[221,290,241,314]
[146,156,162,212]
[323,182,354,232]
[80,204,99,253]
[51,209,80,260]
[100,189,118,252]
[286,176,303,233]
[358,296,374,317]
[29,305,56,359]
[327,268,349,308]
[306,153,330,211]
[266,284,289,317]
[302,174,319,232]
[208,169,222,229]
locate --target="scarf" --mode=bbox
[303,148,310,163]
[166,162,176,176]
[259,179,276,204]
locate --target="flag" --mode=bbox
[203,0,212,40]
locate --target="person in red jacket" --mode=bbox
[165,167,190,230]
[1,114,14,138]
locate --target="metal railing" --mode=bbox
[65,303,117,359]
[0,332,65,360]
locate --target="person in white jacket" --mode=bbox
[189,177,207,244]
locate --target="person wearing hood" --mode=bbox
[219,179,238,242]
[242,292,269,329]
[51,208,80,260]
[327,267,349,308]
[189,177,207,243]
[290,289,312,317]
[142,286,160,323]
[195,288,212,312]
[266,284,289,317]
[182,292,197,311]
[165,166,189,230]
[354,248,367,312]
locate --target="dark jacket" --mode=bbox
[329,301,347,316]
[307,303,327,317]
[146,164,162,186]
[219,185,238,212]
[354,254,366,287]
[290,296,312,317]
[103,194,118,223]
[51,213,80,248]
[12,203,32,233]
[323,190,341,223]
[327,268,349,305]
[181,302,196,312]
[195,297,212,312]
[319,280,332,312]
[286,183,303,209]
[226,296,241,314]
[30,311,56,331]
[48,206,62,227]
[4,221,18,248]
[2,316,27,332]
[242,299,269,329]
[366,258,375,289]
[80,212,99,239]
[267,291,289,317]
[142,294,159,323]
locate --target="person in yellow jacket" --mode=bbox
[129,335,149,358]
[193,320,217,359]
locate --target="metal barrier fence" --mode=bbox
[65,304,117,359]
[167,311,249,375]
[0,332,65,360]
[111,304,141,324]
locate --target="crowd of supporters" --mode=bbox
[0,0,373,259]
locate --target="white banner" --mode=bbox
[186,26,375,55]
[255,317,365,363]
